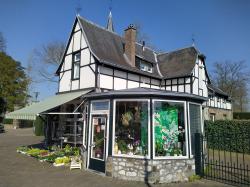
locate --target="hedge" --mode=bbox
[2,118,13,124]
[233,112,250,120]
[34,118,44,136]
[204,120,250,154]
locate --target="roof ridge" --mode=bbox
[157,46,198,56]
[135,42,158,53]
[77,15,121,37]
[78,15,159,54]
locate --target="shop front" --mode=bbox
[84,88,205,183]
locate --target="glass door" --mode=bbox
[88,114,107,173]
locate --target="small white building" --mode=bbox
[6,13,232,183]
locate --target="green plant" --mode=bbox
[54,156,70,164]
[188,174,201,182]
[44,154,58,163]
[117,139,128,153]
[173,148,182,156]
[72,147,80,156]
[54,150,65,157]
[233,112,250,119]
[204,120,250,153]
[155,141,166,156]
[27,148,44,157]
[2,118,13,124]
[17,146,30,153]
[34,118,44,136]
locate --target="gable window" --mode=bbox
[72,52,80,79]
[135,57,153,73]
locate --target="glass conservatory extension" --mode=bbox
[85,88,205,178]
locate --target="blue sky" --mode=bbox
[0,0,250,101]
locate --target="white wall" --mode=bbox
[58,20,95,93]
[114,77,126,90]
[99,66,162,90]
[59,71,71,92]
[206,95,231,110]
[190,58,208,97]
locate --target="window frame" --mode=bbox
[187,102,203,157]
[87,100,110,167]
[135,57,153,73]
[152,99,189,160]
[72,51,81,80]
[112,99,151,159]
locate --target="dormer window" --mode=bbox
[72,52,80,80]
[135,57,153,73]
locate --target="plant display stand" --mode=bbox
[70,156,82,170]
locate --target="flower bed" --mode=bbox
[16,144,81,167]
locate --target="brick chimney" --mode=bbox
[124,24,136,67]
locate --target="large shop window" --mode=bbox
[153,101,187,157]
[114,100,149,157]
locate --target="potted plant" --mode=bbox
[172,148,182,156]
[117,139,128,154]
[121,112,132,127]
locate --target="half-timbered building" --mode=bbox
[6,13,232,183]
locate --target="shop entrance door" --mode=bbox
[88,114,107,173]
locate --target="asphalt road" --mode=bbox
[0,127,233,187]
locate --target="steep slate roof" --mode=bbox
[78,16,161,78]
[58,16,204,80]
[157,47,198,79]
[208,84,229,97]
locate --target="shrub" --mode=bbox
[204,120,250,154]
[34,118,44,136]
[2,118,13,124]
[233,112,250,120]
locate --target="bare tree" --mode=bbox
[28,41,65,83]
[212,60,250,112]
[0,32,6,52]
[134,23,160,52]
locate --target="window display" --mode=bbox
[114,100,149,156]
[153,101,186,157]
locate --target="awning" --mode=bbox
[5,89,91,120]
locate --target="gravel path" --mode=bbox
[0,128,232,187]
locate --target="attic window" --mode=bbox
[135,57,153,73]
[72,52,80,80]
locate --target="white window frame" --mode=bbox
[87,100,110,167]
[82,104,88,148]
[91,100,110,112]
[188,102,203,158]
[112,99,151,159]
[72,52,80,80]
[152,99,189,160]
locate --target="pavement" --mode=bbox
[0,127,233,187]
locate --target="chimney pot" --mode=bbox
[142,41,145,51]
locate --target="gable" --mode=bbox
[56,18,88,75]
[57,18,96,92]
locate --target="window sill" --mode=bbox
[153,156,189,160]
[112,154,150,159]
